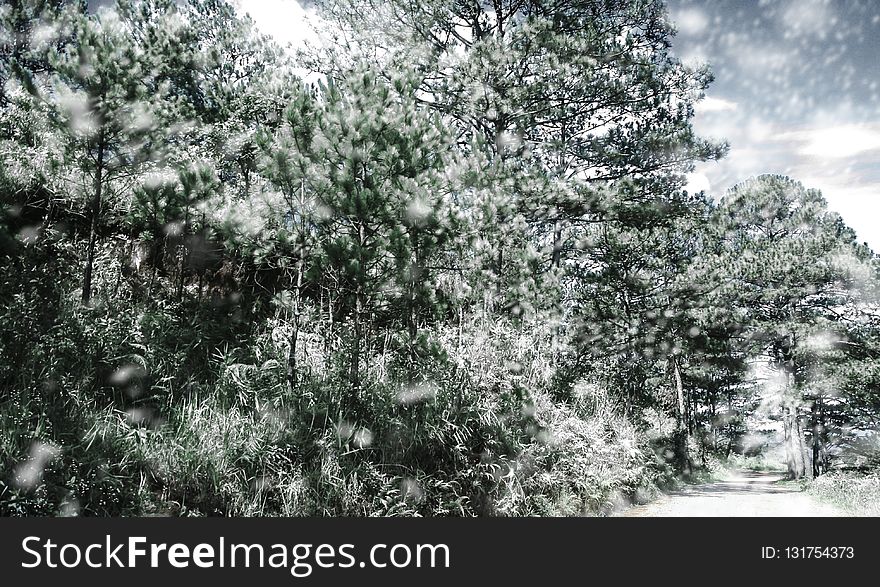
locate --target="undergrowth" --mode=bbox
[805,472,880,516]
[0,247,685,517]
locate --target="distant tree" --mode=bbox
[254,84,320,388]
[564,189,717,470]
[176,0,288,198]
[702,175,875,478]
[0,1,79,230]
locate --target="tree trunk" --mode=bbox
[327,287,334,356]
[551,220,562,268]
[495,246,503,298]
[457,305,463,352]
[407,232,420,343]
[811,400,823,478]
[288,179,306,392]
[725,387,734,457]
[350,221,365,393]
[797,410,811,480]
[783,404,807,479]
[350,285,362,391]
[288,255,303,391]
[552,117,566,270]
[81,137,105,306]
[689,384,697,434]
[776,338,807,480]
[783,406,794,477]
[673,355,687,432]
[176,201,190,302]
[670,354,691,474]
[709,388,717,451]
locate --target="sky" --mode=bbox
[667,0,880,250]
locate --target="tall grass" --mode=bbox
[806,472,880,516]
[1,249,681,517]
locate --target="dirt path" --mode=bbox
[617,469,844,517]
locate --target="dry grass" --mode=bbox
[806,472,880,516]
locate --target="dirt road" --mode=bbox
[618,470,844,517]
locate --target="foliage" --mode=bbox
[1,0,878,517]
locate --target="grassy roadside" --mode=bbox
[802,473,880,516]
[694,453,787,483]
[604,452,742,516]
[724,454,880,516]
[719,454,787,474]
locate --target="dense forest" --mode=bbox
[1,0,878,516]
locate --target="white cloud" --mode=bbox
[695,96,738,114]
[674,8,710,36]
[744,118,773,142]
[797,176,880,250]
[234,0,318,49]
[792,125,880,159]
[684,172,711,195]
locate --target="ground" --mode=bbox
[617,470,844,517]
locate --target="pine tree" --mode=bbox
[43,5,182,304]
[315,0,725,269]
[263,66,457,393]
[701,175,875,478]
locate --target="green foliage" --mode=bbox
[2,1,878,517]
